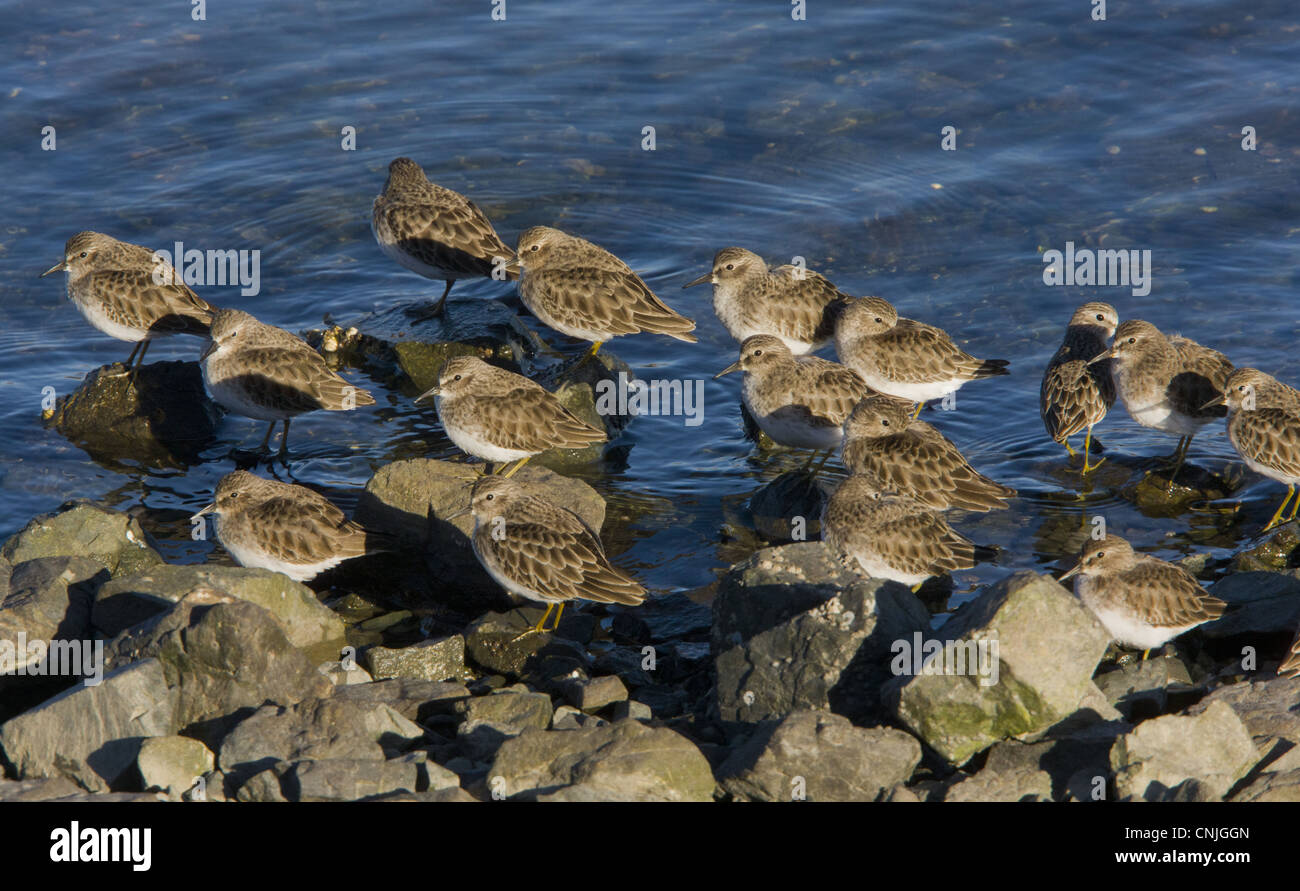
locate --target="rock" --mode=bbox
[748,471,833,543]
[364,635,466,682]
[550,705,584,730]
[1093,653,1200,720]
[886,571,1115,765]
[562,675,628,712]
[104,597,333,748]
[0,556,106,673]
[529,350,636,447]
[373,786,478,802]
[488,719,715,801]
[283,758,421,802]
[1233,768,1300,802]
[1231,526,1300,572]
[2,502,163,578]
[235,766,288,802]
[610,700,653,722]
[718,711,921,802]
[608,590,711,644]
[329,678,470,724]
[317,660,373,686]
[463,609,578,676]
[94,564,345,648]
[1110,700,1259,801]
[0,776,85,801]
[355,459,606,608]
[136,735,214,798]
[712,542,930,727]
[943,741,1056,801]
[218,696,426,788]
[1199,675,1300,772]
[1203,571,1300,637]
[0,658,176,791]
[47,361,221,468]
[457,689,554,760]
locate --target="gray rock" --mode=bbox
[712,542,930,727]
[1199,675,1300,774]
[373,786,479,802]
[458,689,554,760]
[2,502,163,578]
[355,459,606,606]
[219,695,426,787]
[234,766,288,802]
[0,556,106,673]
[136,735,215,798]
[365,635,466,682]
[94,564,345,649]
[463,611,557,676]
[1094,653,1199,719]
[488,719,715,801]
[329,678,470,724]
[886,571,1115,765]
[1203,571,1300,637]
[550,705,584,730]
[748,471,833,543]
[1232,768,1300,802]
[284,758,421,802]
[562,675,628,712]
[104,596,333,748]
[0,776,85,801]
[0,658,176,791]
[610,700,653,722]
[1110,700,1260,801]
[943,741,1056,801]
[47,361,221,468]
[317,660,374,686]
[718,710,921,802]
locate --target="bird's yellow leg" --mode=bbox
[912,402,925,420]
[1081,427,1106,473]
[911,581,923,593]
[586,341,603,358]
[1288,489,1300,523]
[550,603,565,632]
[1263,485,1296,532]
[1141,649,1151,662]
[501,456,532,478]
[531,604,554,633]
[1062,439,1077,458]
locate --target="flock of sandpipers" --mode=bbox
[41,157,1299,675]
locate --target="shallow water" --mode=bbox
[2,0,1299,618]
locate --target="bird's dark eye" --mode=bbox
[881,419,890,427]
[1127,337,1135,344]
[1095,551,1104,558]
[79,251,87,258]
[529,244,540,252]
[1095,313,1104,321]
[753,349,762,357]
[229,492,239,500]
[485,493,494,501]
[874,317,883,324]
[453,375,462,382]
[725,264,734,270]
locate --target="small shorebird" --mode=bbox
[833,295,1008,415]
[715,334,874,471]
[192,470,386,582]
[453,475,645,635]
[372,157,516,317]
[682,247,848,354]
[1040,302,1118,473]
[416,355,606,476]
[508,225,696,359]
[1280,628,1300,678]
[42,231,215,373]
[1058,534,1226,659]
[841,395,1015,511]
[1206,367,1300,531]
[821,473,990,591]
[1088,319,1233,487]
[200,308,376,455]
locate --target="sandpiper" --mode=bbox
[1040,302,1118,473]
[1280,628,1300,678]
[841,395,1015,511]
[1207,368,1300,531]
[372,157,516,317]
[682,247,848,354]
[416,355,606,476]
[821,473,988,591]
[1058,534,1226,658]
[192,470,385,582]
[200,308,376,455]
[508,226,696,358]
[453,475,645,634]
[41,231,215,372]
[715,334,874,469]
[833,295,1009,414]
[1088,319,1233,486]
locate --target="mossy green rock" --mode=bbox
[2,502,163,579]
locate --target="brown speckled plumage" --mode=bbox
[1040,302,1117,444]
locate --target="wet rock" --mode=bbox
[464,611,557,676]
[0,556,106,673]
[530,350,636,445]
[2,502,163,578]
[1093,653,1199,721]
[1110,700,1259,801]
[364,635,467,682]
[886,571,1115,765]
[136,735,215,798]
[329,678,470,724]
[317,660,373,686]
[1128,465,1231,514]
[457,688,554,759]
[712,542,930,727]
[283,758,422,802]
[748,471,833,543]
[0,658,176,792]
[218,696,426,789]
[561,675,628,712]
[608,591,710,644]
[355,459,605,608]
[488,719,714,801]
[47,361,221,468]
[104,597,333,748]
[1231,526,1300,572]
[1202,571,1300,637]
[718,711,921,802]
[94,564,345,648]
